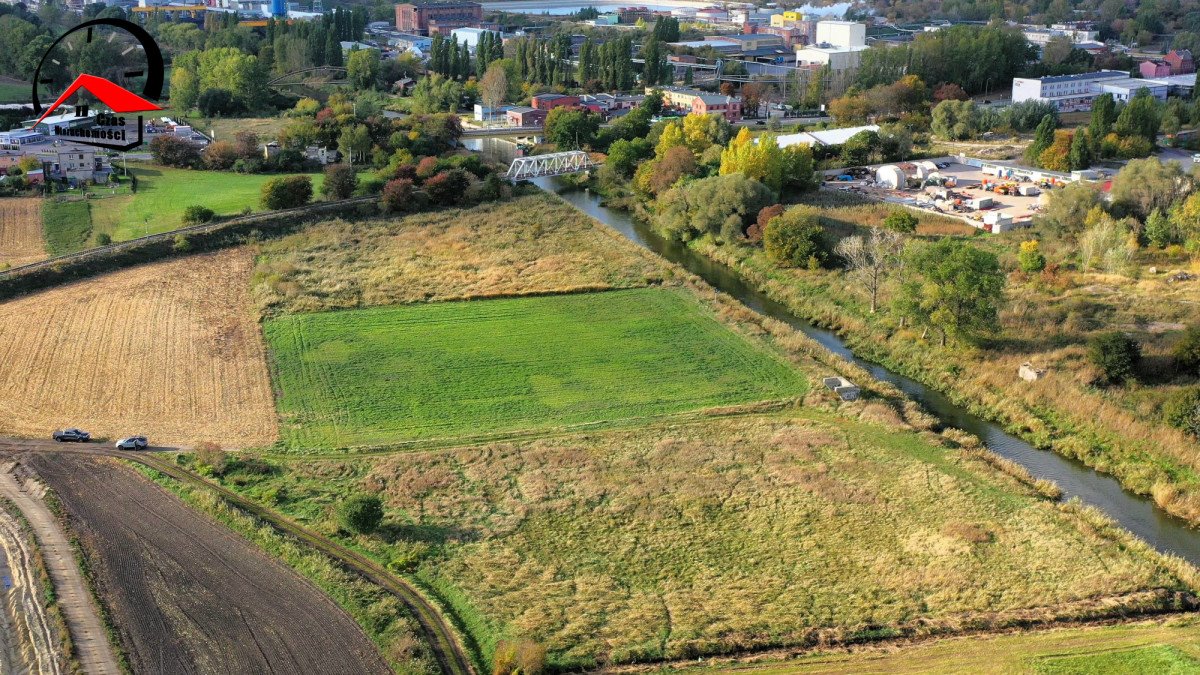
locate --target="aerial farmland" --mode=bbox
[0,185,1198,673]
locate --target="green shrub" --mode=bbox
[1172,326,1200,376]
[1163,387,1200,437]
[260,175,313,210]
[172,234,192,252]
[182,205,215,225]
[763,206,827,268]
[338,494,383,535]
[883,209,918,233]
[1088,331,1141,384]
[95,233,112,246]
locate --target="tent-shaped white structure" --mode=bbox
[876,164,906,189]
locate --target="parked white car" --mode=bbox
[114,436,148,450]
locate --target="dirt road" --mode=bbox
[23,453,391,675]
[0,468,119,675]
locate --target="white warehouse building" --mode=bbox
[1011,70,1152,112]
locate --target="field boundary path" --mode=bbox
[0,467,120,675]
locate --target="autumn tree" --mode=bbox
[835,228,904,312]
[479,62,508,111]
[1024,114,1057,165]
[719,128,785,194]
[748,204,783,243]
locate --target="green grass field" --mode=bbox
[264,288,809,449]
[41,199,91,255]
[1033,644,1200,674]
[90,166,323,242]
[0,80,29,103]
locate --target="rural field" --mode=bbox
[696,616,1200,674]
[0,198,46,267]
[0,248,277,446]
[88,165,324,243]
[210,413,1196,670]
[265,288,808,449]
[41,199,91,256]
[0,77,28,103]
[251,193,666,315]
[26,453,394,674]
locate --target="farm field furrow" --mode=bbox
[264,288,809,449]
[24,452,390,675]
[0,198,46,267]
[0,249,277,446]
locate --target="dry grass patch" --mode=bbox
[0,249,277,445]
[211,414,1192,670]
[0,198,46,267]
[251,193,666,315]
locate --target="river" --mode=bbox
[533,176,1200,567]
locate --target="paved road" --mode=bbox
[0,469,120,675]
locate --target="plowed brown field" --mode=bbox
[0,249,277,446]
[0,198,46,267]
[25,453,390,675]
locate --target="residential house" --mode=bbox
[655,86,742,122]
[37,147,107,183]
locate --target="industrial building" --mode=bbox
[1011,70,1131,112]
[394,0,482,35]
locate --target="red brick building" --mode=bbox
[507,106,548,127]
[395,0,482,35]
[1165,49,1196,75]
[530,93,581,111]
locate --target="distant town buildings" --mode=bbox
[394,0,483,36]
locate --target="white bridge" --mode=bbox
[505,151,601,180]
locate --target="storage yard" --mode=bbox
[823,156,1095,233]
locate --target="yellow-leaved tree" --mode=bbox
[720,128,784,194]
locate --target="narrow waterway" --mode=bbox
[535,176,1200,567]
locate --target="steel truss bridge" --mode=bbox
[505,151,600,180]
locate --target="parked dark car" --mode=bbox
[52,428,90,442]
[114,436,149,450]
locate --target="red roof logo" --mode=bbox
[30,73,160,128]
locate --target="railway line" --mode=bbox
[0,437,477,675]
